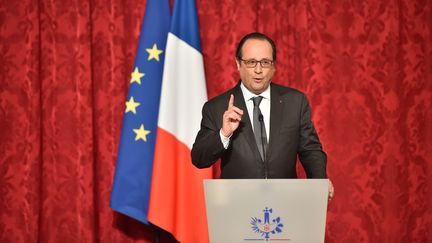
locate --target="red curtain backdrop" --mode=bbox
[1,0,431,242]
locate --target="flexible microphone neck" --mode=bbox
[258,114,268,179]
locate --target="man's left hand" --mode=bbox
[328,180,334,201]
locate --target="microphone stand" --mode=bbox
[258,114,268,179]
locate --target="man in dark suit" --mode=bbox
[191,32,333,198]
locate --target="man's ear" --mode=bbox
[235,59,240,70]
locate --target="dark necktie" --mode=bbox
[252,96,267,161]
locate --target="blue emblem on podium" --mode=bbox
[247,207,287,241]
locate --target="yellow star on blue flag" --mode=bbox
[146,43,163,61]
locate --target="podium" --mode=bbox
[204,179,329,243]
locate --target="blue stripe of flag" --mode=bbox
[170,0,202,52]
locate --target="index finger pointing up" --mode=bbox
[228,94,234,109]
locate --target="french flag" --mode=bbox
[149,0,213,242]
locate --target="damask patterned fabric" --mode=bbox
[0,0,431,242]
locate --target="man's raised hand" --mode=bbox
[221,94,243,137]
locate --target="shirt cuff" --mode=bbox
[219,129,231,149]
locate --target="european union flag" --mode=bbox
[110,0,171,224]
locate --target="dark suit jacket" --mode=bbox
[191,82,327,178]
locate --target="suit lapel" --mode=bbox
[232,84,263,162]
[267,84,284,161]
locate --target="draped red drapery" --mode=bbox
[1,0,431,242]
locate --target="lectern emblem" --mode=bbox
[248,207,287,241]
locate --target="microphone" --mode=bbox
[258,114,268,178]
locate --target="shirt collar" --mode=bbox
[240,82,271,101]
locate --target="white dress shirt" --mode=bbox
[220,83,271,148]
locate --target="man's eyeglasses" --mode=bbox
[239,59,274,68]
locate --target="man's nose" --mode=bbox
[254,63,263,73]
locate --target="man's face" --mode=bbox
[236,39,275,95]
